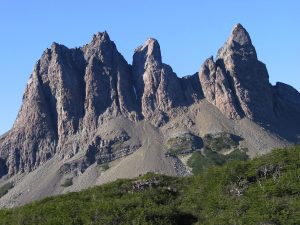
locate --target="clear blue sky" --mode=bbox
[0,0,299,135]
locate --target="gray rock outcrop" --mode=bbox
[200,24,274,122]
[132,38,186,125]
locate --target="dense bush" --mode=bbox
[61,178,73,187]
[0,147,299,224]
[165,134,202,156]
[203,132,238,152]
[187,147,249,174]
[100,163,109,171]
[0,182,13,198]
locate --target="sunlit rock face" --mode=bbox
[132,38,186,125]
[200,24,274,122]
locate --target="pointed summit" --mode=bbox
[88,31,113,49]
[134,38,162,64]
[83,31,118,64]
[230,23,252,46]
[132,37,185,125]
[92,31,111,43]
[217,23,257,60]
[204,24,273,122]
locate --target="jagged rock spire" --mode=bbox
[217,23,257,60]
[200,23,274,122]
[134,38,162,64]
[230,23,253,46]
[83,32,139,129]
[132,37,185,125]
[199,56,243,119]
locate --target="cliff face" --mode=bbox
[200,24,274,122]
[83,32,139,129]
[0,32,141,177]
[200,56,243,119]
[0,24,300,179]
[132,38,187,125]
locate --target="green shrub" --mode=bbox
[203,132,238,152]
[226,148,249,161]
[61,178,73,187]
[187,147,248,175]
[165,134,202,155]
[0,182,13,198]
[101,163,109,171]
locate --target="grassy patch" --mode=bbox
[0,182,13,198]
[188,147,249,175]
[98,163,109,171]
[186,132,248,174]
[61,178,73,187]
[165,134,202,155]
[203,132,239,152]
[226,148,249,161]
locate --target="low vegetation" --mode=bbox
[98,163,109,171]
[0,147,299,224]
[188,147,249,174]
[203,132,239,152]
[187,132,248,174]
[0,182,13,198]
[61,178,73,187]
[165,134,202,156]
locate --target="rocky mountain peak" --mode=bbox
[47,42,68,59]
[134,38,162,65]
[230,23,252,46]
[90,31,111,46]
[217,23,257,60]
[83,31,117,64]
[201,24,273,122]
[132,38,186,125]
[50,42,60,50]
[82,31,138,128]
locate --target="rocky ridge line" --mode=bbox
[0,24,300,179]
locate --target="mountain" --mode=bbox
[0,24,300,207]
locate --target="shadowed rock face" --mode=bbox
[0,24,300,179]
[200,24,274,122]
[180,73,204,104]
[273,82,300,120]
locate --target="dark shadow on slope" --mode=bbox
[0,158,8,178]
[174,212,198,225]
